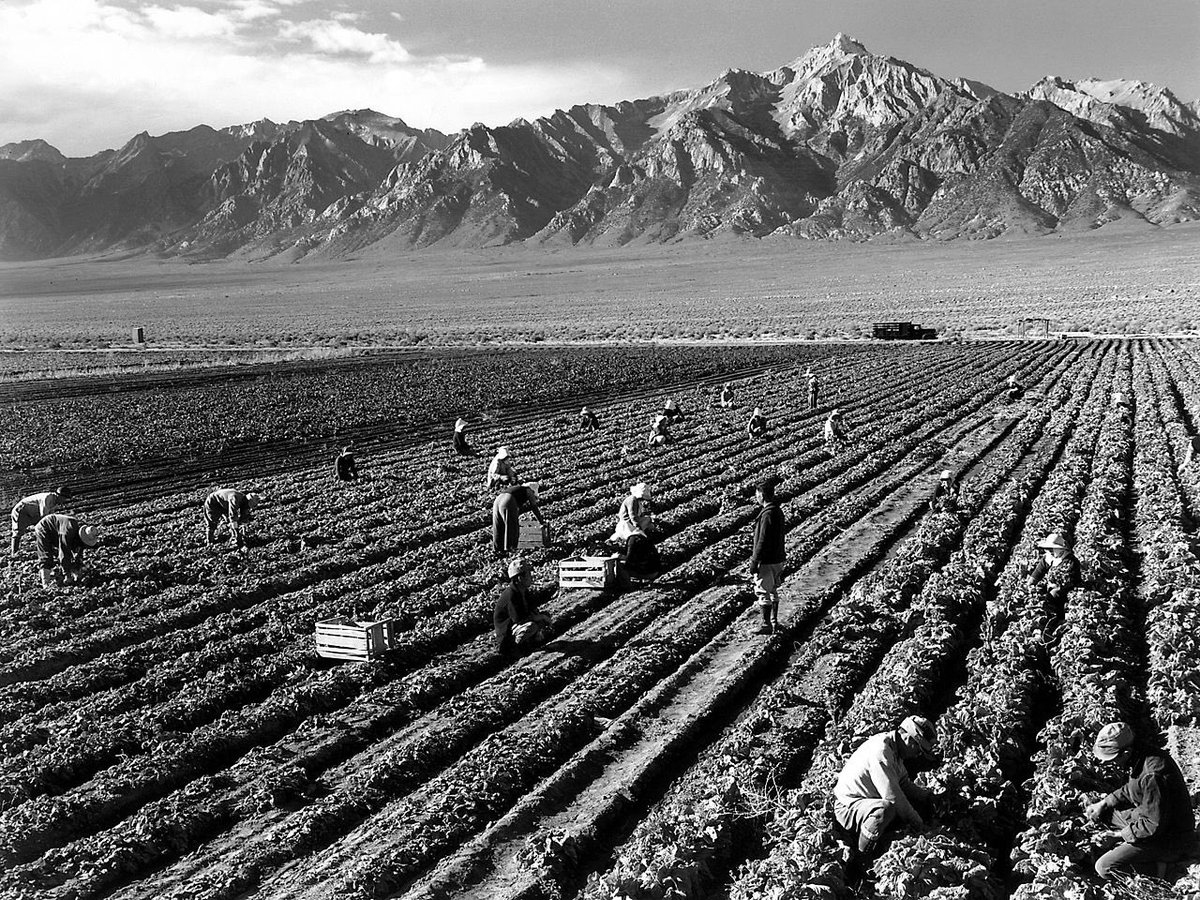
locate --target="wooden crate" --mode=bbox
[517,515,551,549]
[315,617,394,662]
[559,555,620,590]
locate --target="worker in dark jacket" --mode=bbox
[1085,722,1196,879]
[579,406,600,432]
[720,383,735,408]
[453,418,478,456]
[11,486,72,555]
[613,482,661,582]
[493,557,553,656]
[34,513,100,589]
[930,470,960,513]
[1005,373,1025,402]
[1184,433,1200,469]
[334,445,358,481]
[204,488,260,549]
[749,478,786,634]
[492,481,544,557]
[663,398,684,423]
[647,414,673,447]
[747,407,769,439]
[1028,531,1079,600]
[805,369,819,410]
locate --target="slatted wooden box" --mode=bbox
[315,617,394,662]
[558,555,620,590]
[517,515,551,549]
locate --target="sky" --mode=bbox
[2,0,1197,157]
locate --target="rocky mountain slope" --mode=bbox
[1,35,1197,259]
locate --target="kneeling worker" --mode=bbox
[579,406,600,432]
[204,488,260,549]
[334,445,358,481]
[493,557,553,657]
[747,406,769,439]
[613,482,661,581]
[1085,721,1195,880]
[34,513,101,589]
[833,716,937,856]
[453,419,479,456]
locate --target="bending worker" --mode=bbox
[492,481,544,557]
[930,470,960,513]
[34,513,101,589]
[747,406,769,439]
[11,486,72,555]
[833,716,937,857]
[648,413,672,447]
[663,398,684,422]
[334,445,358,481]
[1029,531,1078,600]
[1085,721,1195,880]
[579,406,600,432]
[613,482,661,582]
[486,447,517,489]
[823,409,846,448]
[493,557,553,657]
[453,418,479,456]
[204,488,260,550]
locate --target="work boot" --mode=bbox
[771,600,780,631]
[9,536,18,556]
[756,603,774,635]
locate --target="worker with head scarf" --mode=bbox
[453,418,479,456]
[492,481,544,557]
[334,445,358,481]
[486,447,517,489]
[614,482,661,581]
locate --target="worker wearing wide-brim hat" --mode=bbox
[662,398,684,422]
[453,418,478,456]
[334,444,359,481]
[579,406,600,432]
[1028,531,1078,600]
[486,446,517,488]
[720,383,735,409]
[1084,721,1196,880]
[34,513,100,588]
[930,469,960,513]
[493,556,553,657]
[492,480,544,557]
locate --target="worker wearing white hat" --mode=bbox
[453,418,478,457]
[930,469,960,513]
[204,488,260,550]
[10,485,72,555]
[34,513,101,588]
[614,483,661,582]
[832,715,937,856]
[647,413,672,447]
[662,398,684,423]
[1028,531,1078,600]
[823,409,846,448]
[805,368,820,410]
[720,383,735,408]
[486,447,517,489]
[747,406,769,439]
[1084,721,1195,880]
[492,481,544,557]
[493,556,553,657]
[579,406,600,433]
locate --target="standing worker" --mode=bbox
[579,406,600,433]
[647,413,673,447]
[613,482,661,582]
[1084,722,1195,880]
[334,445,358,481]
[930,470,960,513]
[493,557,554,657]
[486,447,518,489]
[823,409,847,449]
[204,488,260,550]
[10,486,72,555]
[720,383,735,409]
[805,369,820,410]
[453,418,479,456]
[749,477,786,634]
[34,513,100,589]
[492,481,544,557]
[832,716,937,858]
[747,406,769,440]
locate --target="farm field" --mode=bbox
[2,339,1200,900]
[1,227,1198,350]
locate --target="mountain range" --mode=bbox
[2,33,1198,261]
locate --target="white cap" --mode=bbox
[940,470,952,480]
[496,447,509,459]
[79,524,102,547]
[455,418,468,431]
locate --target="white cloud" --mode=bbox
[0,0,632,155]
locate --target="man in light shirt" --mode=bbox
[10,486,72,555]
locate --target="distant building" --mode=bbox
[872,321,937,341]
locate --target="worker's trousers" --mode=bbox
[1094,810,1189,879]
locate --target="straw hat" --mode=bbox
[1036,532,1070,551]
[507,557,530,578]
[898,715,936,757]
[1093,722,1134,761]
[78,524,102,547]
[631,482,652,500]
[829,408,843,418]
[495,447,509,459]
[940,470,953,481]
[454,418,468,432]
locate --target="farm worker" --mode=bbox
[749,477,786,634]
[823,409,846,447]
[647,414,673,447]
[1028,531,1078,601]
[1113,393,1133,426]
[747,407,769,439]
[579,406,600,433]
[10,486,72,555]
[204,488,259,549]
[720,383,735,408]
[1084,722,1195,880]
[334,445,358,481]
[492,481,544,557]
[34,513,100,589]
[663,398,684,423]
[805,369,820,410]
[930,470,960,513]
[832,716,937,856]
[493,557,553,657]
[614,483,661,580]
[1005,373,1024,402]
[453,418,478,456]
[486,447,517,489]
[1183,433,1200,469]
